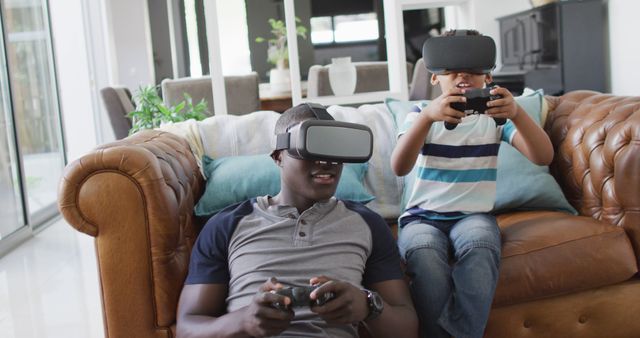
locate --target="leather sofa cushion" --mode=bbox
[494,211,638,306]
[487,279,640,337]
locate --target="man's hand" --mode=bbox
[241,277,294,337]
[420,87,467,124]
[486,86,520,120]
[308,275,369,325]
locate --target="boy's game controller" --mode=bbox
[271,286,335,310]
[446,87,507,130]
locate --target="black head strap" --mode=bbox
[305,102,334,120]
[275,102,333,151]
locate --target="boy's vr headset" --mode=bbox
[423,30,496,75]
[274,103,373,163]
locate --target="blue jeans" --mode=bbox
[398,214,501,338]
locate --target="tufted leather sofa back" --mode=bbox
[59,130,205,337]
[545,91,640,259]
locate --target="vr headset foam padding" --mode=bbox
[275,103,373,163]
[423,31,496,75]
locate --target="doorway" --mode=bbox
[0,0,65,256]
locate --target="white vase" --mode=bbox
[269,67,290,93]
[328,57,357,96]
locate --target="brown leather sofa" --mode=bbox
[58,91,640,338]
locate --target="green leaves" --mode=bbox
[255,17,308,67]
[127,85,208,135]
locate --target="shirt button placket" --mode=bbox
[298,219,307,237]
[295,218,310,245]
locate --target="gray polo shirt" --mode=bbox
[186,196,403,337]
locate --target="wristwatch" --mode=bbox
[362,288,384,321]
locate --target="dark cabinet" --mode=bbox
[493,0,605,95]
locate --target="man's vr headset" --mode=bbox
[423,30,496,75]
[274,103,373,163]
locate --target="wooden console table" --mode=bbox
[259,82,307,113]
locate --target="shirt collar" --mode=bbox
[256,195,337,219]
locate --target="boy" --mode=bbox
[390,30,553,338]
[177,103,418,338]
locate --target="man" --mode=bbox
[177,103,418,337]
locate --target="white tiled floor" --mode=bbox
[0,218,104,338]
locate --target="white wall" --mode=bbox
[608,0,639,95]
[218,1,252,75]
[49,0,98,162]
[52,0,157,163]
[104,0,155,89]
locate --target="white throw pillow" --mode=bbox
[161,106,402,220]
[327,104,403,219]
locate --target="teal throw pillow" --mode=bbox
[194,154,375,217]
[386,89,576,214]
[494,90,576,214]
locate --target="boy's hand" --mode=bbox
[486,86,520,120]
[309,275,370,324]
[420,87,467,125]
[241,277,294,337]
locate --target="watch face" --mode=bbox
[371,292,384,311]
[363,289,383,321]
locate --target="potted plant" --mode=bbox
[127,85,208,135]
[255,17,307,92]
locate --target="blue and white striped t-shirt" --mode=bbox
[399,102,517,225]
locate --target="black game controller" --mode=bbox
[272,286,335,309]
[446,87,506,130]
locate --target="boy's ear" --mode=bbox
[430,73,439,85]
[484,73,493,84]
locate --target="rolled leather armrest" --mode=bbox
[58,130,205,338]
[545,91,640,262]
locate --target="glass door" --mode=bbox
[0,11,25,241]
[0,0,65,251]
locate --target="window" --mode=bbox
[0,0,65,254]
[310,13,378,45]
[310,16,333,44]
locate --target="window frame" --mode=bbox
[285,0,471,106]
[203,0,473,112]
